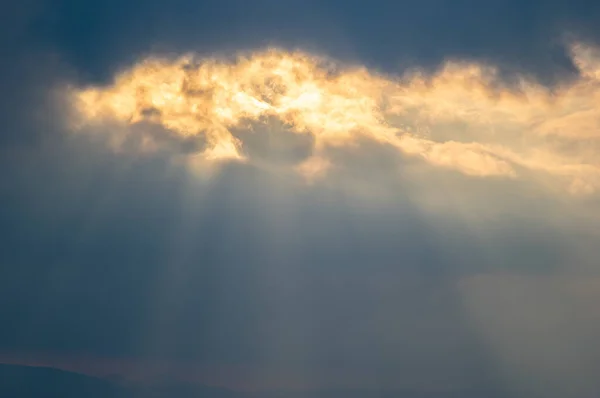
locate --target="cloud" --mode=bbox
[5,2,600,394]
[459,273,600,397]
[66,42,600,195]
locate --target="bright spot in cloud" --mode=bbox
[69,44,600,195]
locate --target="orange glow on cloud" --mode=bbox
[69,43,600,195]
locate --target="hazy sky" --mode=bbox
[2,1,600,396]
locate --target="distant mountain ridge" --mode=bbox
[0,364,247,398]
[0,364,120,397]
[0,363,507,398]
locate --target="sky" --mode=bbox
[2,0,600,396]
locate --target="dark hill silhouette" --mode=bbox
[0,364,121,398]
[0,364,508,398]
[0,364,243,398]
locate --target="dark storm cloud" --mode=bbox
[5,0,600,142]
[19,0,600,85]
[0,2,63,147]
[3,0,600,395]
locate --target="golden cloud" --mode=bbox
[69,44,600,194]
